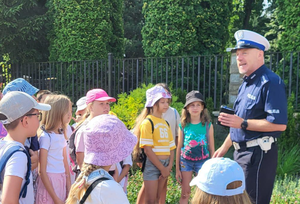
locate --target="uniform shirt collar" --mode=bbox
[243,65,266,84]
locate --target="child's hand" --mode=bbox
[161,167,170,178]
[176,169,182,185]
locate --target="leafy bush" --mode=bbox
[271,175,300,203]
[111,83,184,129]
[276,93,300,175]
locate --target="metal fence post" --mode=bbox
[108,53,112,96]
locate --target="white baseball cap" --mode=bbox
[0,91,51,124]
[76,96,87,113]
[190,157,245,196]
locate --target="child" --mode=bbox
[36,90,52,103]
[73,96,87,126]
[176,90,215,204]
[190,157,252,204]
[2,78,41,171]
[133,86,175,204]
[66,114,137,204]
[136,83,181,204]
[36,94,72,204]
[0,91,51,204]
[74,89,116,170]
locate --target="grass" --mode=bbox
[127,170,300,204]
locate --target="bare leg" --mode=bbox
[158,177,168,204]
[144,180,159,204]
[136,182,145,204]
[179,171,193,204]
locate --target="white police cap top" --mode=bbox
[233,30,270,51]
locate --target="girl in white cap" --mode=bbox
[133,86,176,204]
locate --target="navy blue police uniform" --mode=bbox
[230,30,288,204]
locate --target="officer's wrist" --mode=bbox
[241,119,248,130]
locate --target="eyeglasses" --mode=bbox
[26,112,42,121]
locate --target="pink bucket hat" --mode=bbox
[145,86,171,107]
[86,89,116,105]
[83,114,137,166]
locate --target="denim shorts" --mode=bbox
[143,157,169,180]
[180,157,208,173]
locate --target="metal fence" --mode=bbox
[2,51,300,110]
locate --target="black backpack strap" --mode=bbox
[79,177,110,204]
[146,118,154,134]
[0,145,31,198]
[165,120,170,127]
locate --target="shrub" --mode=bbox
[271,175,300,203]
[111,83,184,129]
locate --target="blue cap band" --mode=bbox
[237,40,265,51]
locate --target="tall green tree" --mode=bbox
[124,0,144,58]
[227,0,267,47]
[48,0,124,62]
[141,0,233,57]
[275,0,300,51]
[0,0,49,63]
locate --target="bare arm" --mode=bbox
[218,113,286,132]
[39,149,64,204]
[117,164,131,183]
[208,124,215,156]
[144,146,169,178]
[76,152,84,170]
[30,149,38,170]
[213,134,232,158]
[1,175,22,204]
[175,128,184,184]
[63,146,71,194]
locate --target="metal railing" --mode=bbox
[2,51,299,110]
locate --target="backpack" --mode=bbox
[0,145,31,199]
[69,120,89,173]
[79,177,110,204]
[138,118,170,172]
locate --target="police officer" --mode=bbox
[213,30,287,204]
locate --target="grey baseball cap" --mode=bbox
[0,91,51,124]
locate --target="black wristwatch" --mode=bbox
[241,119,248,130]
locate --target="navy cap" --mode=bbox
[232,30,270,51]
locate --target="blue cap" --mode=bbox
[3,78,39,96]
[233,30,270,51]
[190,157,245,196]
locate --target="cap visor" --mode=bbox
[189,176,200,187]
[184,98,204,108]
[232,44,261,52]
[35,103,51,111]
[94,97,116,102]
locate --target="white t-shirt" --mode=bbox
[116,155,132,188]
[85,169,129,204]
[39,131,67,173]
[162,107,180,137]
[0,140,34,204]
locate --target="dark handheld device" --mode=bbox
[218,105,235,127]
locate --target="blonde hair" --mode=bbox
[181,103,211,129]
[66,163,103,204]
[38,94,71,140]
[191,181,253,204]
[132,107,152,161]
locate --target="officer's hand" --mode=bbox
[218,113,243,129]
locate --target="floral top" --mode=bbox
[179,122,211,161]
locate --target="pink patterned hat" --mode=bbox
[83,114,137,166]
[86,89,116,105]
[145,86,171,107]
